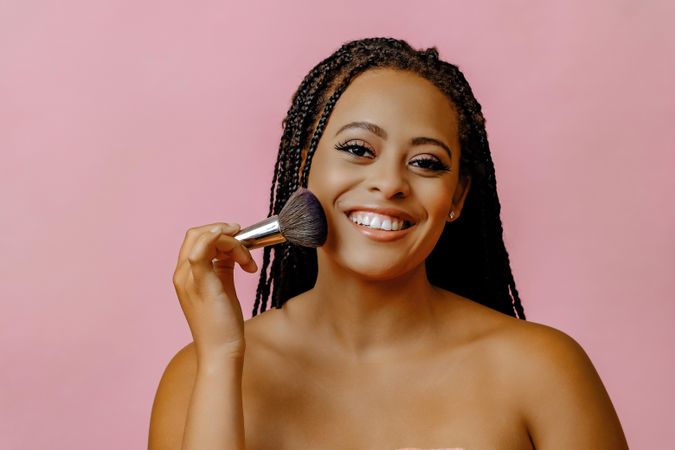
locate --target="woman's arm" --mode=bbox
[514,324,629,449]
[148,342,246,450]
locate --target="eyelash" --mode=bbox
[334,140,451,172]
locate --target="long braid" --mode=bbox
[252,103,297,314]
[432,56,525,319]
[252,37,526,320]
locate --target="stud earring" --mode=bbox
[449,211,455,220]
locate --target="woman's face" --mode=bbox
[305,68,471,280]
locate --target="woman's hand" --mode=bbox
[172,223,258,361]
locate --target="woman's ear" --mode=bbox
[447,174,472,222]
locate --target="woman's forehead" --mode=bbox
[326,68,459,140]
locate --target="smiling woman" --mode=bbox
[149,37,629,450]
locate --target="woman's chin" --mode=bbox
[317,246,424,281]
[338,258,416,281]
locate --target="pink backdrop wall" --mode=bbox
[1,1,673,448]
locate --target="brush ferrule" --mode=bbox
[233,215,287,250]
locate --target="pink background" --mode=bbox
[1,1,673,448]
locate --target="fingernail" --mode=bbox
[210,225,221,233]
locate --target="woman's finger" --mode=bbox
[186,225,239,279]
[176,223,240,269]
[213,236,258,273]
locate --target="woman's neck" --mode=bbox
[299,252,446,363]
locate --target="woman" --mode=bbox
[149,37,628,449]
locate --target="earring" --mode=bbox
[449,211,455,220]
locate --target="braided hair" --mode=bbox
[252,37,526,320]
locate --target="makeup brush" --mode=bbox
[233,188,328,250]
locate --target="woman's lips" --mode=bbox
[344,213,415,242]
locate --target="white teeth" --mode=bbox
[348,211,410,231]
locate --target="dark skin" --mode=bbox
[149,69,628,449]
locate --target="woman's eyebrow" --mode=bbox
[335,121,388,139]
[334,121,453,158]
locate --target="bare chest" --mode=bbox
[240,350,533,450]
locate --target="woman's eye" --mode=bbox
[410,156,450,172]
[334,141,450,173]
[334,141,374,158]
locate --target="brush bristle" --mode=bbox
[278,188,328,248]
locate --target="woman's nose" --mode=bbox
[366,159,411,199]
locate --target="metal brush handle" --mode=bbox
[233,215,287,250]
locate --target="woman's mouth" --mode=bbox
[348,211,413,230]
[345,210,416,242]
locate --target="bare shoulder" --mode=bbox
[488,315,628,449]
[148,342,197,450]
[242,306,286,348]
[491,316,606,394]
[486,313,590,366]
[241,295,310,354]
